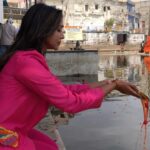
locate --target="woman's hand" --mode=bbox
[88,79,140,98]
[114,79,140,98]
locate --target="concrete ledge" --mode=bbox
[46,50,98,53]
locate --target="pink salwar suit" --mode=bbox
[0,50,104,150]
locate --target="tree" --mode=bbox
[105,18,114,32]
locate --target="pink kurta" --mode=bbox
[0,50,104,149]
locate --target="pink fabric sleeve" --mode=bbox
[15,55,105,114]
[64,84,90,93]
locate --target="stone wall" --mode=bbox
[46,50,98,76]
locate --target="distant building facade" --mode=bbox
[1,0,140,33]
[45,0,140,33]
[134,0,150,35]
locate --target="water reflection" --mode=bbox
[98,55,150,96]
[144,56,150,98]
[59,96,150,150]
[58,55,150,150]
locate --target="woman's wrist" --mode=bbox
[111,79,119,90]
[105,79,113,84]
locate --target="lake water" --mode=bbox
[38,54,150,150]
[57,55,150,150]
[58,96,150,150]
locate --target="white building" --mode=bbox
[45,0,139,32]
[0,0,4,23]
[1,0,140,32]
[134,0,150,34]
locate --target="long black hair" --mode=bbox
[0,3,63,71]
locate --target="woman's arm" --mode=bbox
[15,54,140,114]
[64,79,111,93]
[15,56,105,114]
[64,84,90,93]
[91,79,140,98]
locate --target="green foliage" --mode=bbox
[105,18,114,29]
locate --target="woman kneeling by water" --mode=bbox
[0,3,140,150]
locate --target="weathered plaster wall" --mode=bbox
[0,0,3,23]
[46,50,98,76]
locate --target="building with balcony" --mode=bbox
[1,0,140,33]
[45,0,140,33]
